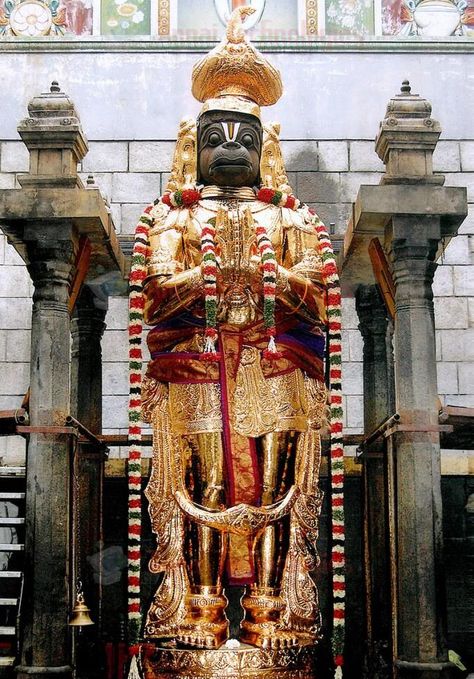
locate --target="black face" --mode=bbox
[197,111,262,188]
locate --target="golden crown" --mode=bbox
[192,6,283,120]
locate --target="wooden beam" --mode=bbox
[368,238,396,320]
[68,235,92,315]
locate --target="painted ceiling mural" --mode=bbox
[0,0,472,38]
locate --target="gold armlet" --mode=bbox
[173,268,203,311]
[276,265,291,294]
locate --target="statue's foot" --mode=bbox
[176,588,229,650]
[240,588,299,650]
[177,622,228,649]
[240,621,299,649]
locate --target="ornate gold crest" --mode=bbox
[192,6,283,118]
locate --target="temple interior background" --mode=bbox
[0,1,472,677]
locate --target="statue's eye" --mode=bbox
[241,134,254,148]
[208,132,222,146]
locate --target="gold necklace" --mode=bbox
[201,185,257,201]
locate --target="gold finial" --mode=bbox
[192,4,283,118]
[226,6,255,43]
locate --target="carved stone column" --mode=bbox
[389,215,448,679]
[70,286,107,679]
[0,82,125,679]
[341,81,468,679]
[13,81,89,679]
[356,285,394,679]
[71,287,107,594]
[356,285,395,432]
[71,285,107,434]
[17,223,77,679]
[377,85,450,679]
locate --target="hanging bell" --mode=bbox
[69,589,94,627]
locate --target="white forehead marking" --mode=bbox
[221,121,241,142]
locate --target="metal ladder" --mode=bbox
[0,467,25,674]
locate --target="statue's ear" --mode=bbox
[166,117,198,192]
[260,122,295,195]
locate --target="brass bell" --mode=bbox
[69,586,94,627]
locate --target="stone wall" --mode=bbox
[0,135,473,464]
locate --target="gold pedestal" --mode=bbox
[141,645,315,679]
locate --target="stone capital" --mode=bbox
[71,286,107,345]
[23,221,78,309]
[388,215,441,308]
[17,81,88,189]
[375,80,444,186]
[390,214,442,246]
[356,284,394,395]
[340,185,466,297]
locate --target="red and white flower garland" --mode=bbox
[257,187,300,210]
[201,218,220,359]
[255,224,281,358]
[311,212,345,679]
[161,188,201,209]
[127,205,153,650]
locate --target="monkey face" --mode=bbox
[197,111,262,188]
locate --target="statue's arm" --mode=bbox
[275,266,327,324]
[143,226,203,325]
[274,224,327,324]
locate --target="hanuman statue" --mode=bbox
[134,6,339,654]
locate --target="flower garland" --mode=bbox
[254,187,301,357]
[255,224,281,358]
[257,187,300,210]
[127,205,153,649]
[201,217,220,359]
[161,188,202,209]
[311,211,345,679]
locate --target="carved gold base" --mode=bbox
[141,644,315,679]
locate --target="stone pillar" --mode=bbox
[70,286,107,601]
[356,285,394,679]
[341,81,467,679]
[70,291,107,592]
[0,82,124,678]
[389,215,448,679]
[356,285,395,433]
[17,223,77,679]
[71,285,107,434]
[70,286,107,679]
[375,83,450,679]
[13,83,87,679]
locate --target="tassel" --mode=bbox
[262,335,283,360]
[128,655,142,679]
[335,665,343,679]
[201,331,221,361]
[204,335,217,354]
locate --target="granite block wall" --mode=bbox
[0,137,473,464]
